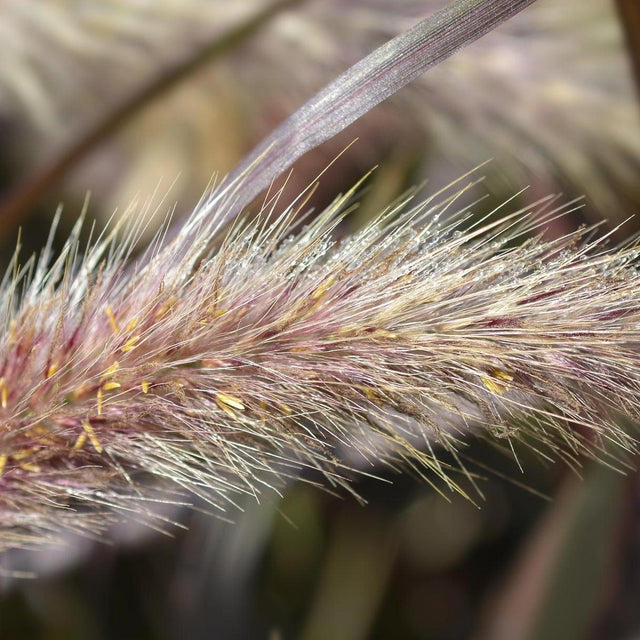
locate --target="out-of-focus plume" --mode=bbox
[0,0,638,230]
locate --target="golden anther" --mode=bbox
[141,381,150,394]
[490,368,513,382]
[105,305,120,333]
[215,392,245,411]
[362,387,384,403]
[216,402,238,420]
[46,363,59,378]
[82,420,103,453]
[12,448,36,461]
[103,362,120,378]
[27,424,55,445]
[73,432,87,451]
[312,275,337,300]
[277,402,293,415]
[27,424,47,438]
[371,329,398,341]
[482,377,507,395]
[97,388,104,414]
[154,297,178,319]
[0,453,7,477]
[121,336,140,353]
[19,463,40,473]
[332,325,357,338]
[482,367,514,395]
[102,381,121,392]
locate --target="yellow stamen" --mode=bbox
[141,381,150,394]
[490,368,513,382]
[102,381,121,392]
[97,388,104,414]
[28,424,49,436]
[105,305,120,333]
[46,362,59,378]
[19,463,40,473]
[82,420,103,453]
[12,448,36,461]
[215,392,245,411]
[216,402,238,420]
[482,367,514,395]
[371,329,398,341]
[277,402,293,415]
[312,274,337,300]
[8,320,17,343]
[209,308,228,319]
[482,377,506,395]
[362,387,383,403]
[121,336,140,353]
[103,362,120,378]
[73,432,87,451]
[155,297,178,319]
[0,453,7,477]
[27,424,55,445]
[126,317,139,332]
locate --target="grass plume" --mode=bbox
[0,173,639,551]
[0,0,638,560]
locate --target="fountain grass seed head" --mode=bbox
[0,173,639,551]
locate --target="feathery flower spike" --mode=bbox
[1,0,637,552]
[0,176,639,551]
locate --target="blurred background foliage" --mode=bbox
[0,0,639,638]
